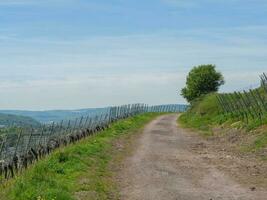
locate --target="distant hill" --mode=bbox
[0,105,188,124]
[0,113,41,127]
[0,108,109,123]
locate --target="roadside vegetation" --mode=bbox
[0,113,161,200]
[181,64,224,103]
[179,92,267,151]
[179,64,225,135]
[179,65,267,153]
[179,93,223,135]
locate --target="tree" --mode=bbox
[181,64,224,103]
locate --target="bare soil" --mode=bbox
[117,114,267,200]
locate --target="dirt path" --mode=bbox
[118,114,267,200]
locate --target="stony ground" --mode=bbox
[117,114,267,200]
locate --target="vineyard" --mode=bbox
[0,104,186,183]
[216,73,267,125]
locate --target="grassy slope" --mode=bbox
[178,93,224,136]
[0,113,161,200]
[178,93,267,150]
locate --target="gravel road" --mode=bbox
[119,114,267,200]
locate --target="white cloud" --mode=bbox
[0,72,186,110]
[0,26,266,109]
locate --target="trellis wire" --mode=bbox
[0,103,187,182]
[216,73,267,123]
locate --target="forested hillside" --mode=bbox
[0,113,40,128]
[0,108,109,123]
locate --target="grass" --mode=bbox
[254,132,267,150]
[179,93,267,152]
[242,130,267,153]
[0,113,161,200]
[178,93,225,136]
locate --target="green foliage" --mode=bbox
[252,132,267,150]
[179,92,266,133]
[0,113,40,127]
[179,91,267,152]
[181,64,225,103]
[179,93,224,135]
[0,127,21,136]
[0,113,160,200]
[217,87,267,128]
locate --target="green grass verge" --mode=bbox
[179,93,267,151]
[178,93,225,136]
[0,113,161,200]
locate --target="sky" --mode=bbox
[0,0,266,110]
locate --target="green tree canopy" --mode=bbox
[181,64,225,103]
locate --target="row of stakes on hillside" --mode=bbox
[0,103,187,183]
[216,73,267,123]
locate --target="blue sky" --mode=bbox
[0,0,266,110]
